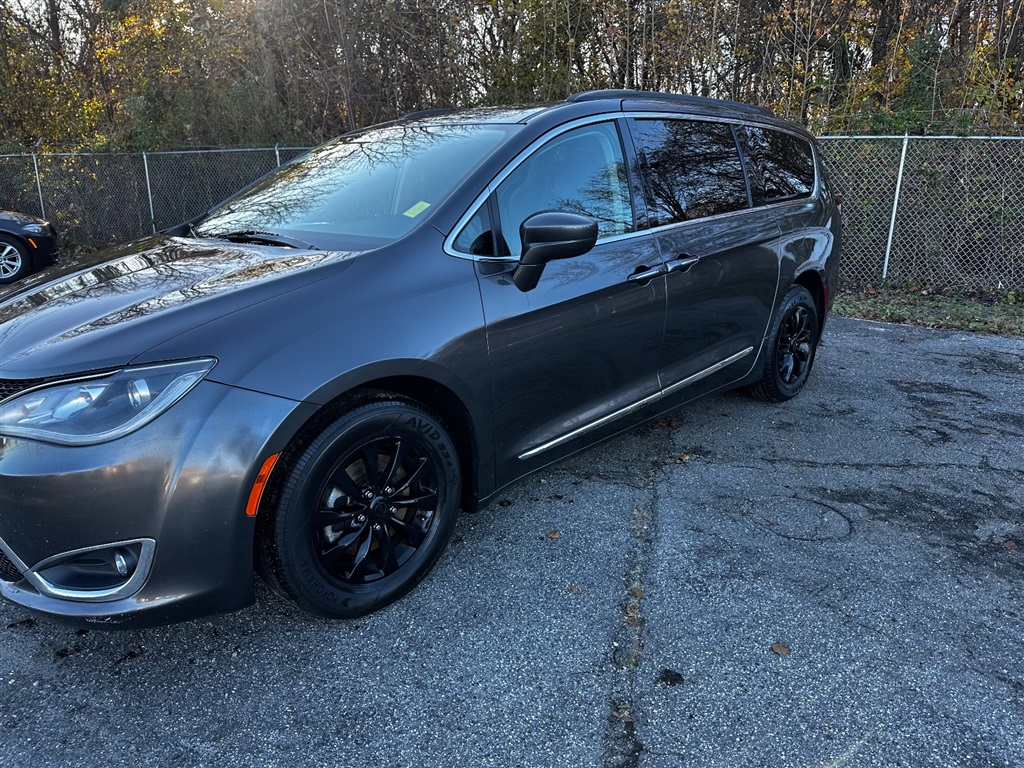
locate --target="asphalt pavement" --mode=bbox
[2,317,1023,767]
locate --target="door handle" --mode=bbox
[627,265,665,285]
[665,255,700,274]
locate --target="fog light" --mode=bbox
[29,539,153,601]
[113,549,131,577]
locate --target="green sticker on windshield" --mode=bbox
[403,201,431,218]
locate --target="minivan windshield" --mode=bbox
[195,124,517,250]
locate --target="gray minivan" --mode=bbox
[0,90,840,627]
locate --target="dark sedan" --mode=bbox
[0,90,840,627]
[0,211,59,285]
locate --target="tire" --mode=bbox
[257,393,462,618]
[748,285,820,402]
[0,235,31,284]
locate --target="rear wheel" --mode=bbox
[748,285,819,402]
[0,235,30,284]
[257,394,461,618]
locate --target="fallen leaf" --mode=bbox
[676,453,691,462]
[771,642,790,656]
[546,530,561,539]
[1004,540,1018,551]
[568,584,581,595]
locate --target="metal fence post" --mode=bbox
[883,133,910,281]
[275,143,281,167]
[31,153,46,219]
[142,151,157,234]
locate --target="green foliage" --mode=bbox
[1,0,1021,150]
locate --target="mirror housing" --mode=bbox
[512,212,599,292]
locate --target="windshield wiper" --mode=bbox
[204,230,319,250]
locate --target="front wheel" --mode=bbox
[748,285,820,402]
[257,394,462,618]
[0,235,31,284]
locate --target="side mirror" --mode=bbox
[512,212,599,292]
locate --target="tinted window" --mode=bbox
[743,127,815,204]
[631,119,748,226]
[197,124,515,249]
[494,121,633,257]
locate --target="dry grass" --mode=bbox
[833,284,1024,337]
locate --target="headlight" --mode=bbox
[22,223,47,234]
[0,358,216,446]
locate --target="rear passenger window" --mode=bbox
[630,119,748,226]
[742,127,815,204]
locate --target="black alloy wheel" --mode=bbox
[0,235,30,284]
[314,435,439,584]
[748,284,820,402]
[777,304,813,385]
[257,393,461,618]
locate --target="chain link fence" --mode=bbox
[0,147,310,251]
[819,135,1024,291]
[2,138,1023,291]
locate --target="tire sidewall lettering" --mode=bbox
[298,557,339,603]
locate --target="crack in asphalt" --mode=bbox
[595,426,678,768]
[601,494,654,768]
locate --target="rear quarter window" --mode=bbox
[742,127,816,205]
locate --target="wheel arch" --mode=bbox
[263,372,487,521]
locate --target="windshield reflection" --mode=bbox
[196,124,516,249]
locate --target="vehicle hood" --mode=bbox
[0,236,360,379]
[0,210,47,228]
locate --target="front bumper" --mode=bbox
[27,231,59,270]
[0,379,314,628]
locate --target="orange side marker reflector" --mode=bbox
[245,452,280,517]
[27,237,38,249]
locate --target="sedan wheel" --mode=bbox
[0,236,30,284]
[257,393,461,618]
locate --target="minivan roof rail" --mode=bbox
[566,89,774,118]
[399,108,458,120]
